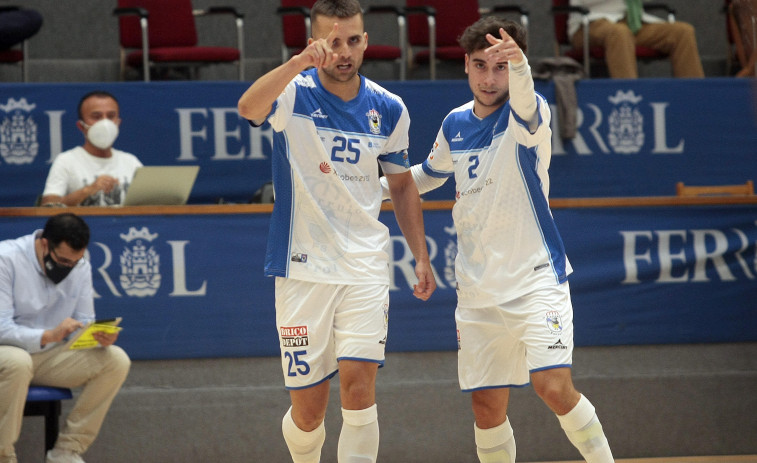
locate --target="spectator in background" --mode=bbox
[41,91,142,207]
[0,5,42,50]
[0,213,131,463]
[569,0,705,78]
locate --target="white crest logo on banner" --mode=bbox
[119,227,161,297]
[0,98,39,165]
[607,90,645,154]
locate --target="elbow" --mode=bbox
[237,100,269,125]
[237,99,253,120]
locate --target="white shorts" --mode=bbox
[456,282,574,392]
[275,277,389,390]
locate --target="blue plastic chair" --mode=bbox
[24,386,74,452]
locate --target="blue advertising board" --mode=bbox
[1,202,754,360]
[1,78,755,206]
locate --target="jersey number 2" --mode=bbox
[468,155,479,179]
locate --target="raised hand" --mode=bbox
[298,22,340,70]
[484,28,523,65]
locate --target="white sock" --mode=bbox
[557,395,614,463]
[337,404,379,463]
[474,417,516,463]
[282,407,326,463]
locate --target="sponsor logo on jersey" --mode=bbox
[280,325,309,347]
[310,108,328,119]
[291,253,308,263]
[548,339,568,350]
[451,132,464,142]
[366,109,381,135]
[546,310,563,334]
[319,162,331,174]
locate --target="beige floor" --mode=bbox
[537,457,757,463]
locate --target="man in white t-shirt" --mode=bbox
[40,91,142,207]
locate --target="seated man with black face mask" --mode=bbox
[0,213,131,463]
[40,91,142,207]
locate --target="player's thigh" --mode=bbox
[519,283,574,374]
[456,305,530,391]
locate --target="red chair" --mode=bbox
[113,0,244,82]
[0,41,27,82]
[278,0,407,80]
[551,0,675,78]
[405,1,529,80]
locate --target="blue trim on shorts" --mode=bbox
[285,369,338,391]
[337,356,385,367]
[529,363,572,374]
[462,383,531,393]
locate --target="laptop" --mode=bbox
[122,166,199,206]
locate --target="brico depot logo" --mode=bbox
[280,325,309,347]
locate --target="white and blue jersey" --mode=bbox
[260,68,411,285]
[423,94,572,308]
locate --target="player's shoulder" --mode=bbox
[442,101,475,125]
[290,69,318,96]
[535,91,550,107]
[363,77,406,108]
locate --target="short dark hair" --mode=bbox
[42,213,90,251]
[77,90,119,120]
[310,0,363,23]
[458,17,527,56]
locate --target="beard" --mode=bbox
[474,89,509,111]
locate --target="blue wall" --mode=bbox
[1,78,755,206]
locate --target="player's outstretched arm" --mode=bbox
[237,23,341,123]
[486,27,538,130]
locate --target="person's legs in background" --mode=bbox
[571,18,639,78]
[635,21,705,77]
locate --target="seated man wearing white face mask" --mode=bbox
[40,91,142,207]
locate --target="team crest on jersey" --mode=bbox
[0,98,39,165]
[119,227,161,297]
[366,109,381,135]
[545,311,563,334]
[607,90,644,154]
